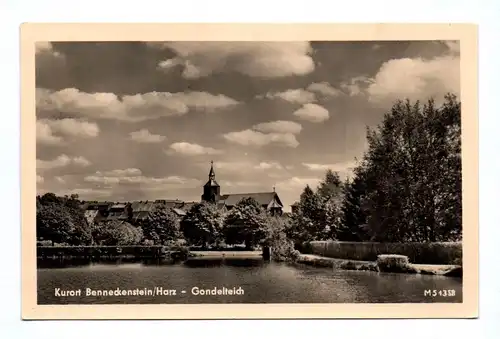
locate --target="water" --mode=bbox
[37,259,462,304]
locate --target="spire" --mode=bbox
[209,160,215,180]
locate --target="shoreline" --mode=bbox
[36,248,462,278]
[296,254,462,278]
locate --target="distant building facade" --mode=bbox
[81,161,284,222]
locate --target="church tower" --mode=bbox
[201,161,220,203]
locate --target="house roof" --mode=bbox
[220,192,283,207]
[131,211,150,221]
[172,208,187,216]
[129,201,155,212]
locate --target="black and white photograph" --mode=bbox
[22,23,478,318]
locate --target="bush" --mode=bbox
[376,254,410,272]
[307,241,462,265]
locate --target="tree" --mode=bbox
[140,206,181,245]
[36,193,92,245]
[288,185,326,243]
[91,220,143,246]
[223,197,268,249]
[262,216,299,262]
[181,202,225,248]
[349,94,462,242]
[317,169,343,201]
[338,164,370,241]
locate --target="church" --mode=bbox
[201,161,284,216]
[81,161,284,225]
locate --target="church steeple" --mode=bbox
[201,160,220,203]
[208,160,216,181]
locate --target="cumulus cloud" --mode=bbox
[37,88,240,122]
[366,55,460,105]
[223,119,303,148]
[340,76,373,97]
[153,42,315,79]
[306,82,343,97]
[223,129,299,148]
[36,175,44,184]
[36,120,63,145]
[292,103,330,123]
[168,142,223,156]
[258,89,316,104]
[253,120,302,134]
[37,154,91,170]
[35,42,63,58]
[37,118,100,144]
[129,129,166,143]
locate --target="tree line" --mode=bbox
[289,94,462,244]
[37,94,462,252]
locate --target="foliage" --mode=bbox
[223,197,269,249]
[91,220,143,246]
[181,201,225,248]
[338,165,370,241]
[288,170,345,243]
[358,94,462,242]
[263,217,300,262]
[36,193,92,245]
[140,206,181,245]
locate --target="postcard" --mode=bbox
[21,23,478,319]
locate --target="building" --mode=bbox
[81,161,284,221]
[200,161,284,216]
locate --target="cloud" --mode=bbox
[292,103,330,123]
[129,129,166,143]
[36,175,44,184]
[223,129,299,148]
[55,176,66,184]
[253,120,302,134]
[37,88,240,122]
[366,55,460,105]
[443,40,460,55]
[302,161,357,173]
[276,176,322,191]
[168,142,223,156]
[259,89,316,104]
[36,120,63,145]
[254,162,283,170]
[37,118,100,146]
[153,42,315,79]
[35,42,63,58]
[84,168,200,188]
[340,76,373,97]
[306,82,343,97]
[96,168,143,177]
[37,154,91,170]
[223,119,303,148]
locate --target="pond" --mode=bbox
[37,258,463,304]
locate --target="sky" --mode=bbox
[35,40,460,212]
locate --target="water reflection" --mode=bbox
[37,258,463,304]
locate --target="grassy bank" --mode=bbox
[302,241,462,265]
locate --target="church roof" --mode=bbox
[220,192,282,207]
[204,179,220,187]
